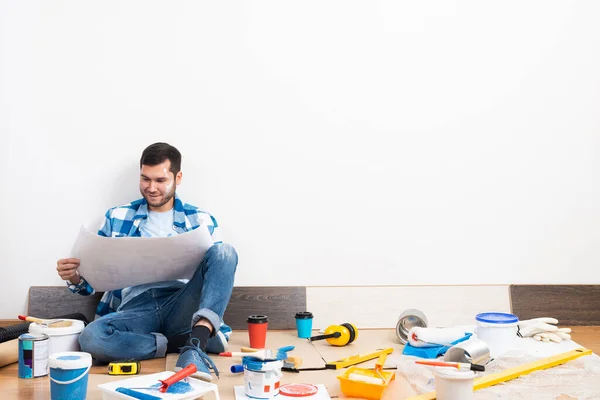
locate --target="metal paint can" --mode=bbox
[18,333,50,378]
[242,356,284,399]
[396,309,428,344]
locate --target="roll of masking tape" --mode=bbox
[396,309,428,344]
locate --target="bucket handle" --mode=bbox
[49,365,91,385]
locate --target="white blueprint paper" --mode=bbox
[72,223,213,291]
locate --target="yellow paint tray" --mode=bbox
[337,353,396,400]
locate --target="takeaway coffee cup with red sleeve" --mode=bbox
[247,315,268,349]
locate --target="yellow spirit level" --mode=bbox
[108,361,141,375]
[326,348,394,369]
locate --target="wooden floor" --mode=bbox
[0,326,598,399]
[99,326,600,375]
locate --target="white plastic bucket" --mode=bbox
[435,367,475,400]
[475,312,518,358]
[29,320,85,356]
[49,352,92,400]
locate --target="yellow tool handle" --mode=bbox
[474,347,592,390]
[406,347,592,400]
[375,353,387,371]
[326,348,394,369]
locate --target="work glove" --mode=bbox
[517,317,572,343]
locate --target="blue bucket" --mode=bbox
[48,352,92,400]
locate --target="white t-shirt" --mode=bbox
[140,209,177,238]
[138,208,189,286]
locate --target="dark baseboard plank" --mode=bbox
[510,285,600,325]
[28,286,306,330]
[224,286,307,330]
[28,286,104,323]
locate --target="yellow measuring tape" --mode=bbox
[407,347,592,400]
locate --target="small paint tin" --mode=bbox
[243,357,284,399]
[18,333,50,378]
[396,309,428,344]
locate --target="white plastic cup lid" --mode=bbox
[49,352,92,370]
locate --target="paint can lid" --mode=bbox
[295,312,313,319]
[475,312,518,324]
[247,315,268,324]
[242,357,283,371]
[279,383,319,397]
[49,351,92,370]
[19,333,49,341]
[29,319,85,336]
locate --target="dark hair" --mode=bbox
[140,142,182,175]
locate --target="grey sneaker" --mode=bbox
[205,330,229,354]
[175,337,219,382]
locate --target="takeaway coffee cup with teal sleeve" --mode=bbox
[295,312,314,338]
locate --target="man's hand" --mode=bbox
[56,258,81,284]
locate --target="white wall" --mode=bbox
[1,1,600,318]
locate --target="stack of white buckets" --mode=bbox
[435,312,519,400]
[29,319,91,400]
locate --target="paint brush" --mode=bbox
[18,315,72,328]
[219,349,278,360]
[415,360,485,372]
[220,345,295,361]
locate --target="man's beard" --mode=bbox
[142,187,176,208]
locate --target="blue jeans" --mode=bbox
[79,243,238,361]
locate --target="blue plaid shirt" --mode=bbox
[67,194,220,319]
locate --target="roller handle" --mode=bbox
[159,364,197,393]
[375,353,387,371]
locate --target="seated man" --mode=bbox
[56,142,238,381]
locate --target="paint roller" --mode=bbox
[120,364,198,397]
